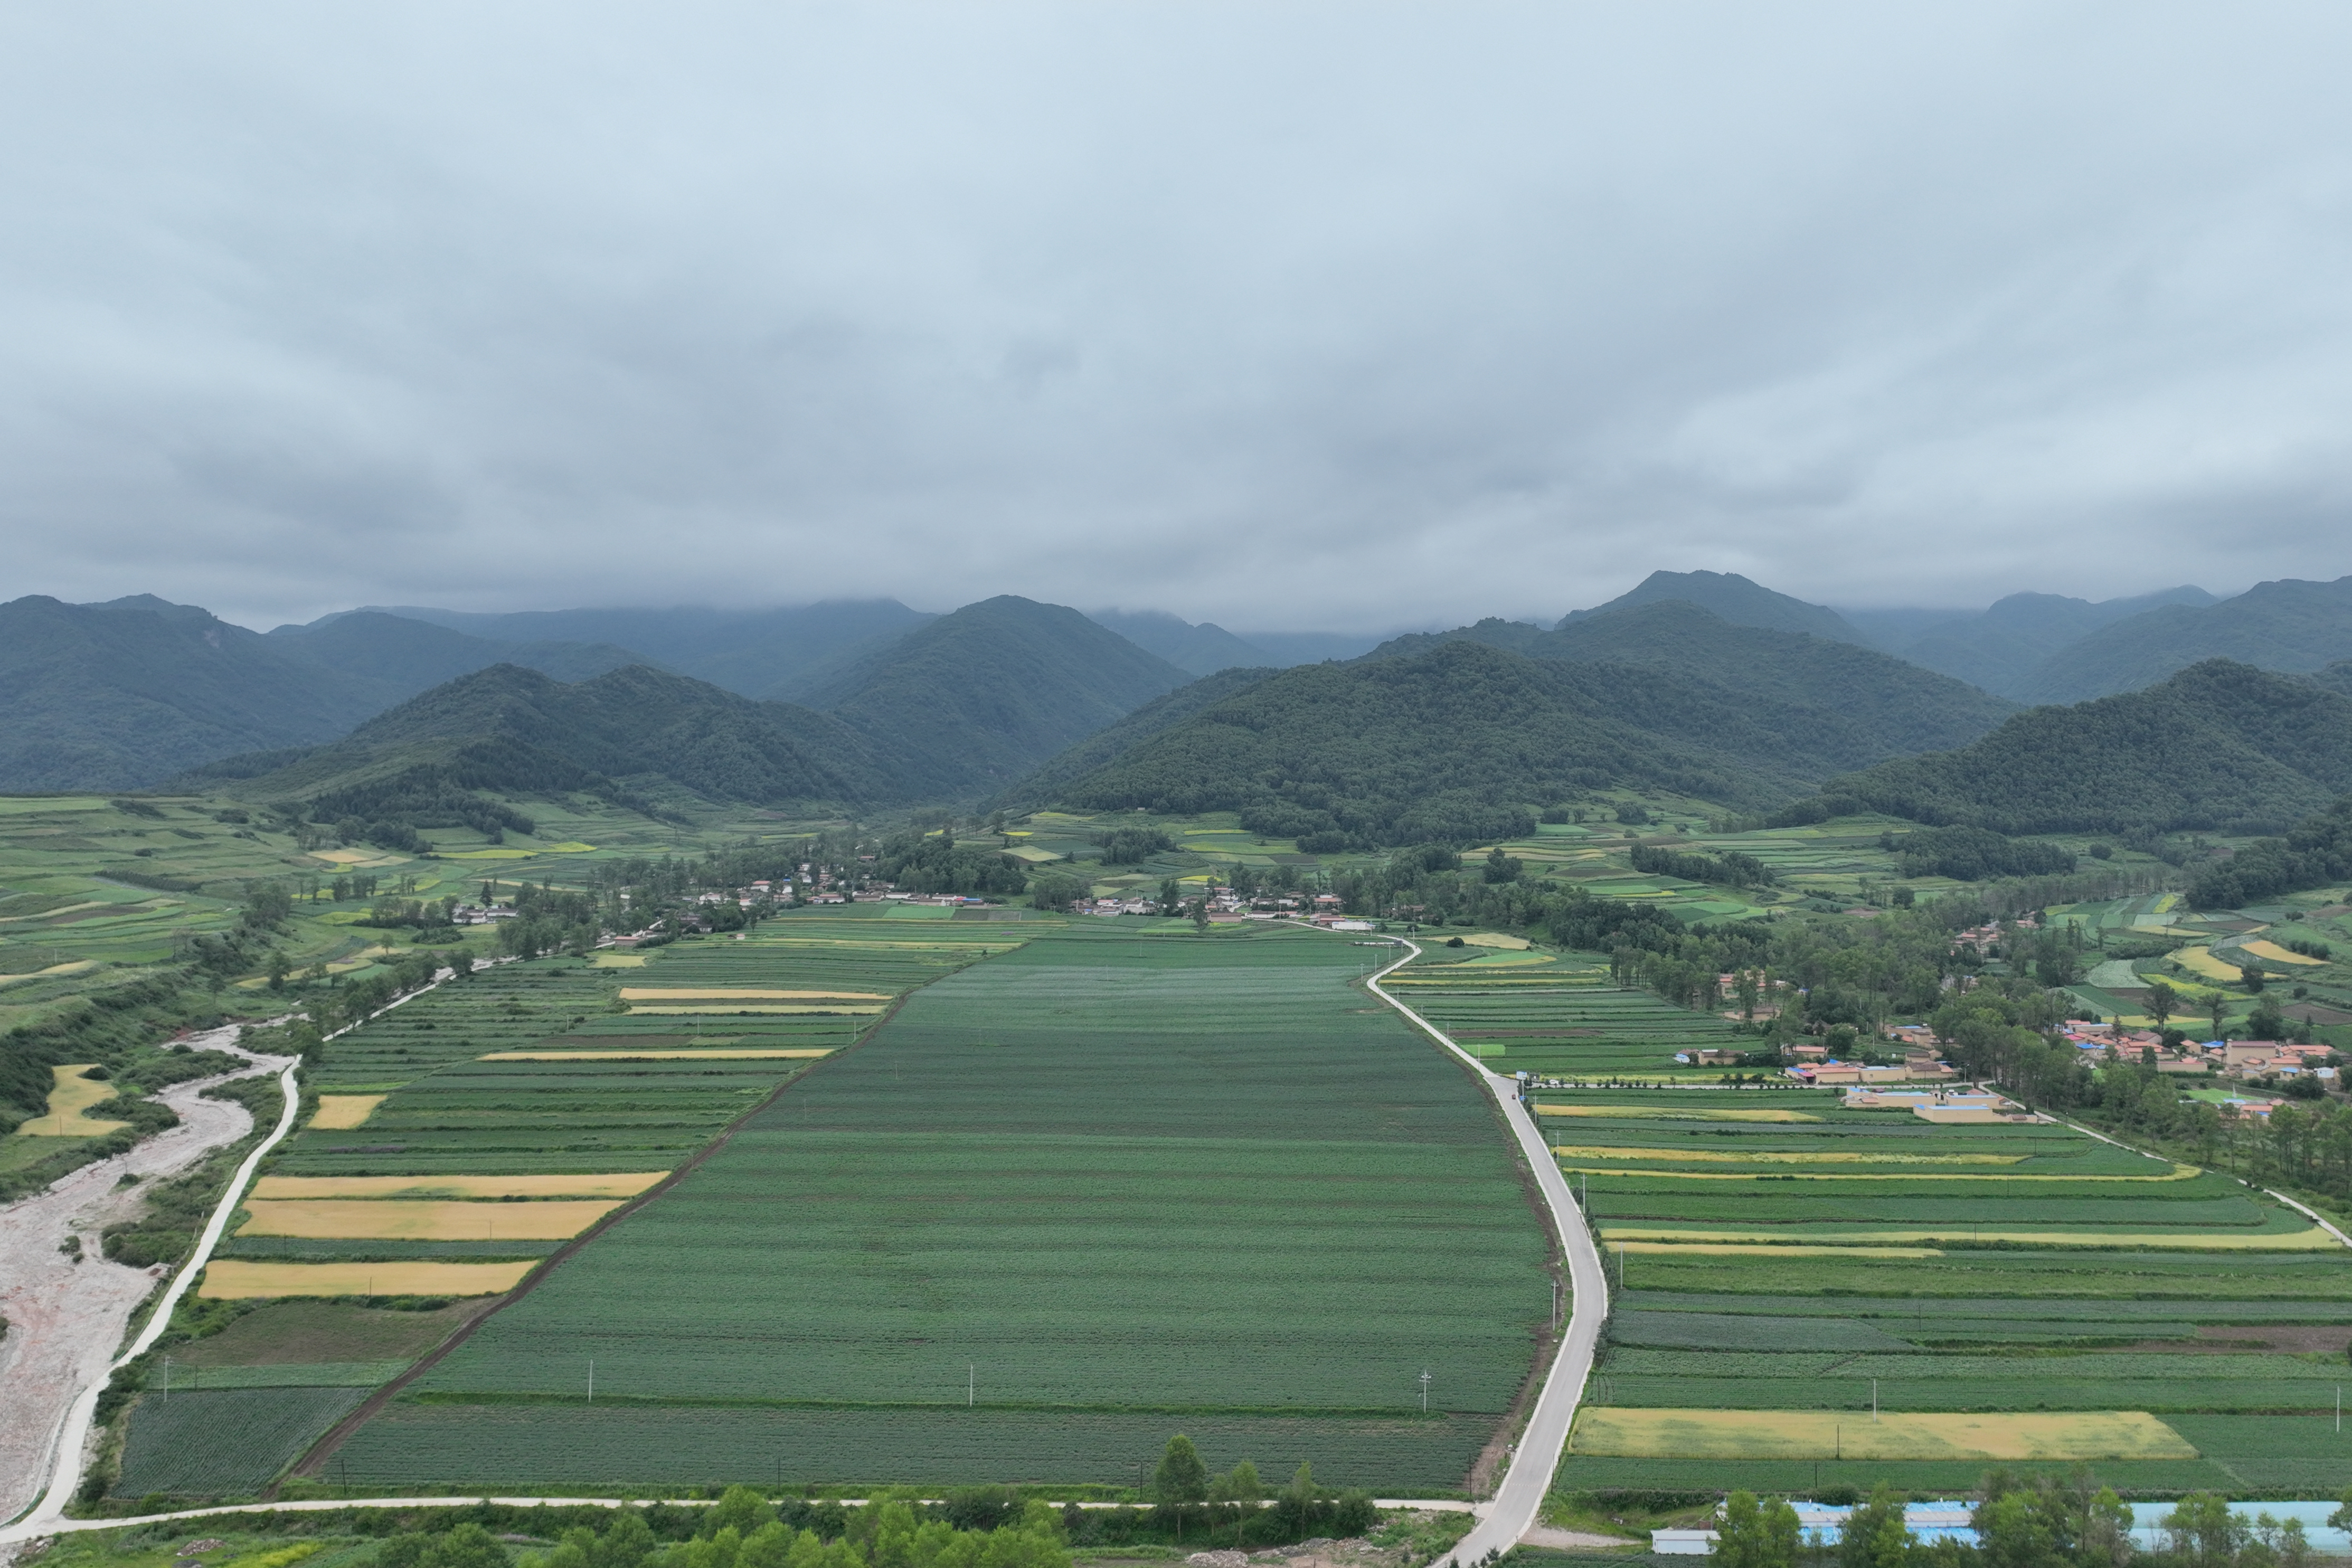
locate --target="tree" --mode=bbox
[1716,1491,1800,1568]
[1191,897,1211,932]
[1840,1486,1914,1568]
[2207,991,2230,1040]
[1210,1460,1263,1544]
[1278,1463,1321,1539]
[2166,1492,2247,1568]
[2241,964,2268,993]
[2147,980,2176,1032]
[2247,996,2288,1041]
[1154,1434,1209,1540]
[1482,847,1522,884]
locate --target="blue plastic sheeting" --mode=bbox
[2128,1501,2350,1554]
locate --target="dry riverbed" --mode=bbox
[0,1027,291,1524]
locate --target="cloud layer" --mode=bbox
[5,2,2352,629]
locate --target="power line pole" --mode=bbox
[1420,1369,1431,1413]
[587,1359,594,1403]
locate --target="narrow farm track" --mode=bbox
[1363,938,1608,1564]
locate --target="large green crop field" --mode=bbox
[322,921,1553,1492]
[1388,952,1741,1080]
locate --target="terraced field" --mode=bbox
[322,921,1552,1493]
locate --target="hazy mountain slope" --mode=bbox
[1562,569,1867,645]
[267,611,650,707]
[796,596,1192,797]
[0,596,639,792]
[0,596,369,791]
[1227,629,1393,665]
[221,663,891,815]
[1087,609,1270,676]
[344,599,936,698]
[2013,576,2352,703]
[1050,639,1865,847]
[1374,601,2015,763]
[1883,586,2218,697]
[994,664,1279,810]
[1813,660,2352,835]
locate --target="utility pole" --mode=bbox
[587,1359,594,1403]
[1872,1380,1878,1422]
[162,1356,170,1404]
[969,1364,975,1406]
[1420,1369,1432,1413]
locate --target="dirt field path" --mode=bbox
[0,1027,292,1526]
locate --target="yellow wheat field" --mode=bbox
[628,1005,886,1016]
[480,1048,830,1061]
[17,1065,129,1136]
[1551,1145,2023,1165]
[1538,1105,1819,1123]
[200,1260,536,1299]
[238,1198,624,1239]
[252,1173,666,1200]
[619,987,891,1001]
[1571,1408,2196,1461]
[2243,940,2327,967]
[308,1095,386,1130]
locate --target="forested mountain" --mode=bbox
[2010,575,2352,704]
[1046,639,1935,848]
[1804,660,2352,835]
[1371,600,2015,758]
[1862,586,2217,698]
[325,599,934,700]
[1562,569,1868,645]
[792,596,1192,797]
[994,663,1278,810]
[0,596,643,792]
[206,663,891,832]
[1086,609,1270,676]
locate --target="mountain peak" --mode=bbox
[1561,570,1866,645]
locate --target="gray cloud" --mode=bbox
[4,1,2351,630]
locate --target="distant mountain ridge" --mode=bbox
[318,599,934,701]
[1852,586,2218,698]
[0,596,646,792]
[2006,575,2352,704]
[1807,659,2352,835]
[1372,599,2016,761]
[790,596,1192,798]
[209,663,891,824]
[1028,626,2020,848]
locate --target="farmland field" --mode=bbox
[324,921,1553,1492]
[1373,943,2352,1497]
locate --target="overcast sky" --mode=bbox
[5,3,2352,632]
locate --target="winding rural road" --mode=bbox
[1362,937,1607,1565]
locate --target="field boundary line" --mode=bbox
[285,949,960,1487]
[1361,938,1607,1561]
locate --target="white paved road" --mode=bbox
[1362,939,1607,1565]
